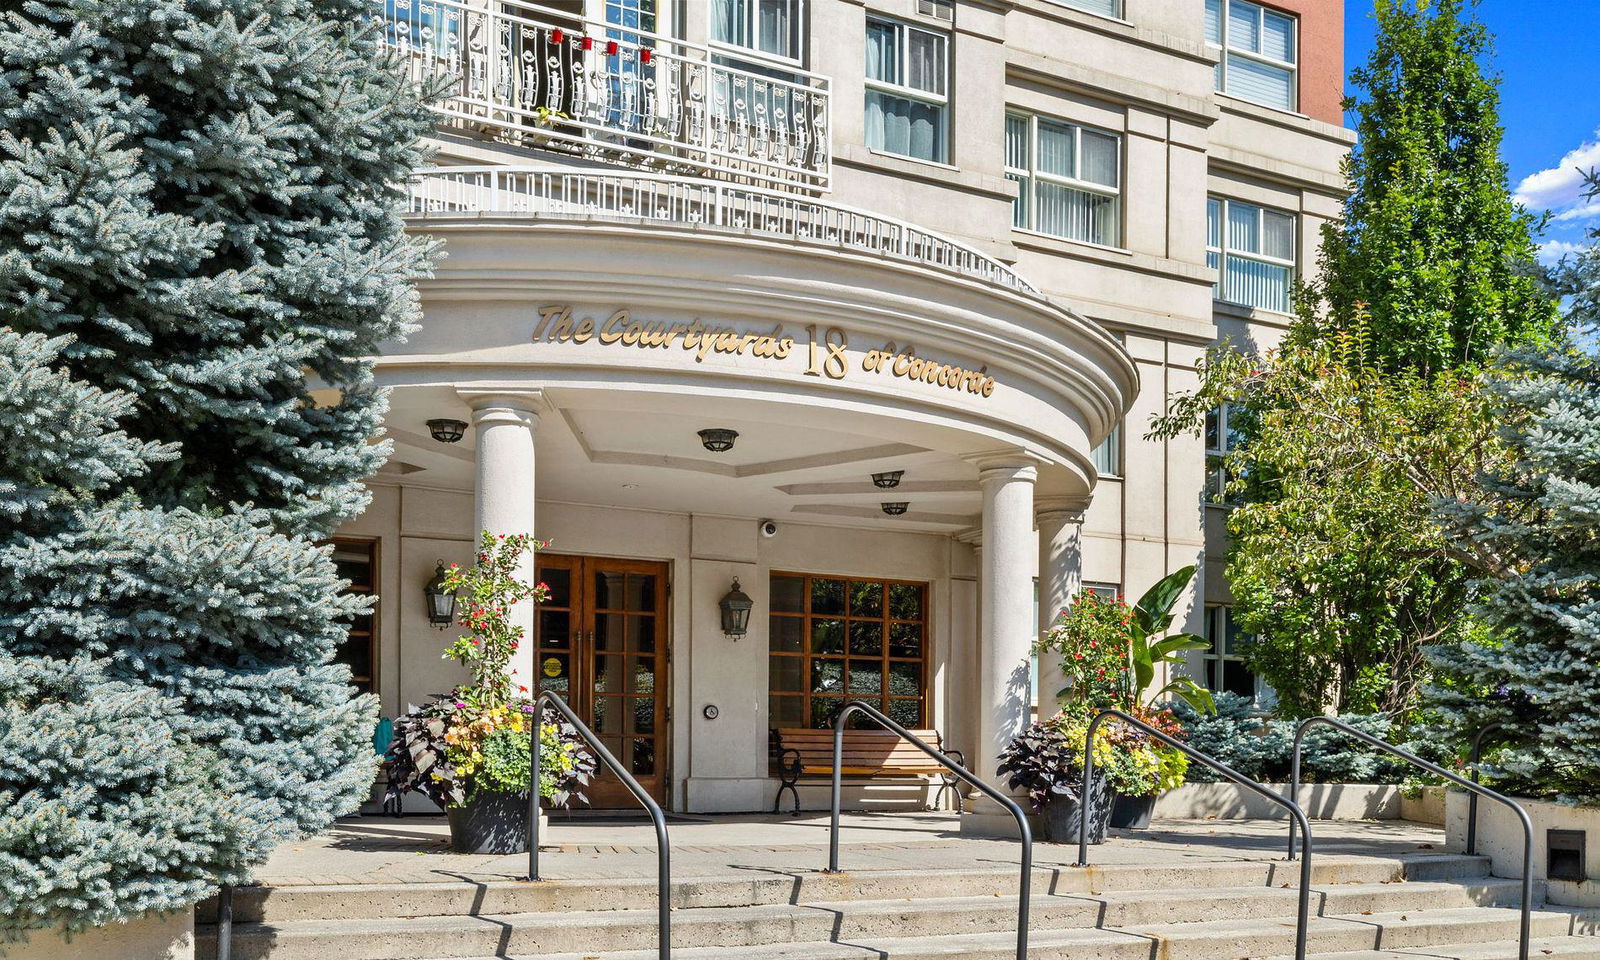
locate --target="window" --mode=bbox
[711,0,803,62]
[1208,196,1295,313]
[331,539,378,695]
[1204,402,1247,503]
[1202,605,1272,704]
[1049,0,1122,17]
[864,17,948,163]
[769,574,929,729]
[1005,113,1121,247]
[1083,582,1120,599]
[1092,422,1122,477]
[1206,0,1297,110]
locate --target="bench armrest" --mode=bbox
[777,747,803,779]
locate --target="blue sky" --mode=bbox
[1343,1,1598,263]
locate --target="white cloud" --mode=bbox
[1538,239,1587,265]
[1514,129,1600,220]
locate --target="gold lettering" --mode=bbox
[598,310,629,344]
[533,305,568,341]
[572,317,594,343]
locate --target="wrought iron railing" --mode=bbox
[407,165,1038,294]
[530,690,670,960]
[1081,708,1314,960]
[1287,716,1534,960]
[374,0,831,190]
[823,700,1034,960]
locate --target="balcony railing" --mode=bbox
[407,166,1037,294]
[375,0,832,191]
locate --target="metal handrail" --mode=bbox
[1081,708,1313,960]
[529,691,671,960]
[215,884,232,960]
[1467,720,1506,855]
[824,700,1034,960]
[1287,716,1533,960]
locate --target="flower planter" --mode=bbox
[447,791,548,854]
[1110,793,1157,829]
[1040,773,1117,844]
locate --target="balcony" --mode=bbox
[407,165,1037,294]
[376,0,832,191]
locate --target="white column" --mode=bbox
[974,458,1039,789]
[466,391,540,688]
[1035,498,1089,718]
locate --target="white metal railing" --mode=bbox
[374,0,831,191]
[407,166,1037,294]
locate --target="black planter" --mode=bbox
[1109,793,1157,829]
[1039,773,1117,844]
[447,790,530,854]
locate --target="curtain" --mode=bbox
[757,0,791,58]
[865,21,896,83]
[711,0,744,47]
[1079,129,1118,187]
[1227,53,1292,108]
[906,30,944,95]
[1036,121,1074,178]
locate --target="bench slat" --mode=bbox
[774,727,951,780]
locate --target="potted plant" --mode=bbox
[1102,706,1190,828]
[997,707,1118,843]
[387,532,596,853]
[1034,565,1214,831]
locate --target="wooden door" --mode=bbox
[534,554,669,807]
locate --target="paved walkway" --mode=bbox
[255,814,1451,887]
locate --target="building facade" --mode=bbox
[336,0,1353,816]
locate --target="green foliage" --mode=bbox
[1429,263,1600,802]
[386,698,594,809]
[1127,567,1213,714]
[0,0,434,937]
[1302,0,1557,375]
[1036,567,1212,715]
[1036,591,1132,708]
[1153,327,1509,718]
[442,532,551,708]
[1171,694,1415,784]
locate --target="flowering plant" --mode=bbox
[1037,590,1133,708]
[1098,705,1190,797]
[440,531,551,707]
[386,531,594,809]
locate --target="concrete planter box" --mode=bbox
[6,909,193,960]
[1153,782,1403,820]
[1402,785,1447,825]
[1445,789,1600,907]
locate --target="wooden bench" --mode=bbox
[770,727,965,816]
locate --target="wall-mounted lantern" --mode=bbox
[426,418,467,443]
[719,578,754,639]
[423,560,456,629]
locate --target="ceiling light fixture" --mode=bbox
[697,428,739,453]
[872,470,905,489]
[426,418,467,443]
[881,502,909,516]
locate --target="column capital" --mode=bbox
[953,527,983,548]
[964,447,1046,485]
[457,387,545,415]
[1035,496,1092,528]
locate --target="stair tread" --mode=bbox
[1122,904,1571,936]
[1267,935,1600,960]
[201,881,1522,936]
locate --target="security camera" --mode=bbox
[758,519,778,538]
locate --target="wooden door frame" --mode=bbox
[535,552,672,808]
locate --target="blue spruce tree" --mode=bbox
[0,0,433,937]
[1430,171,1600,802]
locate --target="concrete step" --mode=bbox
[423,911,1598,960]
[192,879,1542,960]
[203,852,1493,923]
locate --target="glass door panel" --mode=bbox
[534,554,669,806]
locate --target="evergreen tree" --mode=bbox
[1429,172,1600,802]
[0,0,433,936]
[1301,0,1557,374]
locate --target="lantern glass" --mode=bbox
[719,578,754,638]
[423,562,456,629]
